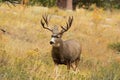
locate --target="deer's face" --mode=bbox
[50,27,62,47]
[50,33,62,45]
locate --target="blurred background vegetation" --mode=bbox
[0,0,120,9]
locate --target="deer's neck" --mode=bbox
[52,39,63,49]
[52,39,64,60]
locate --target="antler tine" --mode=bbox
[42,14,48,25]
[59,16,73,34]
[41,20,44,26]
[66,16,73,29]
[40,15,52,32]
[68,16,73,27]
[61,26,66,30]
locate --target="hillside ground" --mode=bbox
[0,4,120,80]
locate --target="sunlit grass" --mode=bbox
[0,4,120,80]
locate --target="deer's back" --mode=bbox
[62,39,81,62]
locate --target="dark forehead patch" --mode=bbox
[51,34,60,38]
[51,34,58,37]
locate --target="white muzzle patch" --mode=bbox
[50,37,56,43]
[50,37,60,47]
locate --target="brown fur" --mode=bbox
[52,39,81,71]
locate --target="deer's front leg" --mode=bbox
[67,61,71,71]
[54,64,58,75]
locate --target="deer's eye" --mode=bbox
[51,35,60,38]
[56,36,59,38]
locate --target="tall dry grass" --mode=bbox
[0,5,120,80]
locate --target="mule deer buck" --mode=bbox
[41,15,82,72]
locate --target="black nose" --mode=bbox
[50,41,54,44]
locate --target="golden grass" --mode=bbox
[0,4,120,80]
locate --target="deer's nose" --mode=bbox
[50,41,54,44]
[50,37,56,44]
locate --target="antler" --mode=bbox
[41,15,52,32]
[59,16,73,34]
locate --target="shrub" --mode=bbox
[109,42,120,53]
[30,0,56,7]
[89,61,120,80]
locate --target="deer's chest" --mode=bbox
[52,47,67,64]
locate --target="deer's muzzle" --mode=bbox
[50,37,56,44]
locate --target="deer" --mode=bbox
[40,15,82,73]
